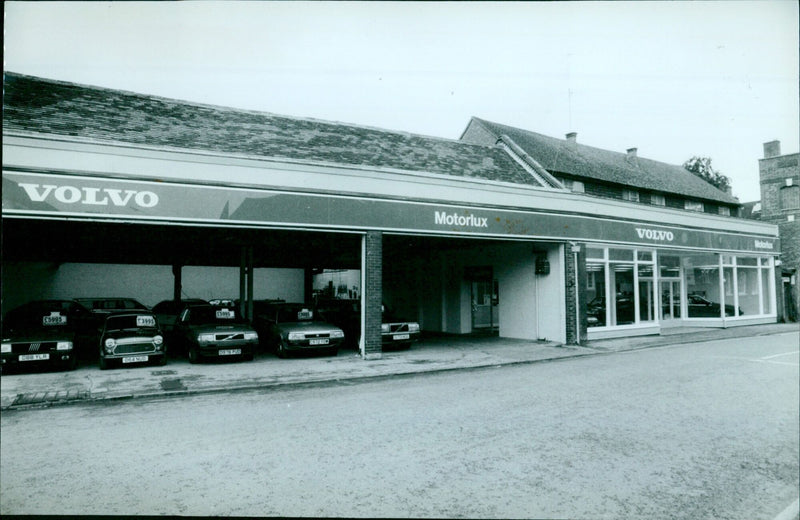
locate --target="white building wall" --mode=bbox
[1,263,304,310]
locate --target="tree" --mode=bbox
[683,156,732,192]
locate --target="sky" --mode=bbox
[4,1,798,202]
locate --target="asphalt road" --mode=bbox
[1,332,798,519]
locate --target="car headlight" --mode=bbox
[381,324,390,333]
[287,332,304,341]
[244,332,258,341]
[197,333,215,343]
[408,323,420,333]
[153,335,164,350]
[56,341,73,351]
[104,338,116,353]
[330,330,344,339]
[1,343,11,353]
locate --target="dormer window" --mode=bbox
[685,200,704,212]
[718,206,731,216]
[650,194,665,206]
[623,189,639,202]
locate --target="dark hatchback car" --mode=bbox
[97,311,166,369]
[1,300,91,373]
[253,302,344,357]
[687,294,741,318]
[172,304,257,363]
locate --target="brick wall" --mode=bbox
[564,245,585,344]
[364,231,383,358]
[759,151,800,321]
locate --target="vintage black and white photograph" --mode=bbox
[2,1,798,518]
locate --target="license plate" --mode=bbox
[309,338,329,345]
[219,349,241,356]
[122,355,149,364]
[136,315,156,327]
[394,334,410,340]
[19,353,50,361]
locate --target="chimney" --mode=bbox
[763,140,781,158]
[565,132,577,144]
[626,147,638,158]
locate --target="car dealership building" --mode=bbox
[2,73,781,359]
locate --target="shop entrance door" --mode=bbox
[660,280,681,322]
[471,280,497,331]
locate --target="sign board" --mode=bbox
[2,170,779,254]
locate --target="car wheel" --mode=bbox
[188,348,199,364]
[67,356,78,371]
[326,347,338,357]
[99,356,108,370]
[157,355,167,366]
[276,341,287,359]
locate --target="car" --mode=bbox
[208,299,237,308]
[380,304,421,349]
[97,311,167,369]
[152,299,209,335]
[314,299,420,350]
[253,301,344,358]
[74,297,149,313]
[1,300,91,373]
[687,294,741,318]
[172,304,257,363]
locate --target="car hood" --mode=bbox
[2,328,75,343]
[104,329,162,339]
[277,321,342,334]
[187,324,256,335]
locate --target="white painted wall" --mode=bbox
[1,263,304,311]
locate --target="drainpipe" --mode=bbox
[570,243,581,345]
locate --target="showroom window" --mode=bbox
[586,246,656,328]
[683,254,774,318]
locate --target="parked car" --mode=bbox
[209,299,237,308]
[380,304,421,349]
[172,304,257,363]
[97,311,166,369]
[1,300,92,372]
[687,294,741,318]
[253,301,344,357]
[152,299,209,335]
[314,299,420,350]
[74,297,149,313]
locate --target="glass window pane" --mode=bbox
[722,255,735,266]
[723,267,735,315]
[587,263,607,327]
[761,268,773,314]
[738,268,760,315]
[609,248,633,262]
[638,265,656,323]
[684,255,722,318]
[737,257,758,267]
[660,255,681,278]
[612,264,635,325]
[587,247,605,259]
[637,251,653,262]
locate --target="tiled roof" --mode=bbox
[464,117,740,205]
[2,73,542,187]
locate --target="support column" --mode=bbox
[246,246,254,321]
[239,248,247,319]
[172,264,182,301]
[565,243,585,345]
[363,231,383,359]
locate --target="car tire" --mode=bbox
[326,347,338,357]
[157,355,167,366]
[99,356,108,370]
[276,341,287,359]
[243,351,254,362]
[67,356,78,371]
[188,348,199,364]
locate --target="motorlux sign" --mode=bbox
[435,211,488,228]
[2,170,779,254]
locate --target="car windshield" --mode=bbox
[2,302,73,334]
[79,299,147,311]
[276,306,315,323]
[187,306,247,325]
[105,314,159,332]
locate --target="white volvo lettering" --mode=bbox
[635,227,674,242]
[435,211,489,228]
[18,183,159,209]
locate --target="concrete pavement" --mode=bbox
[2,323,797,410]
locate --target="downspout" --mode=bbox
[571,243,581,346]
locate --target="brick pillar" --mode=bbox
[363,231,383,359]
[564,244,587,345]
